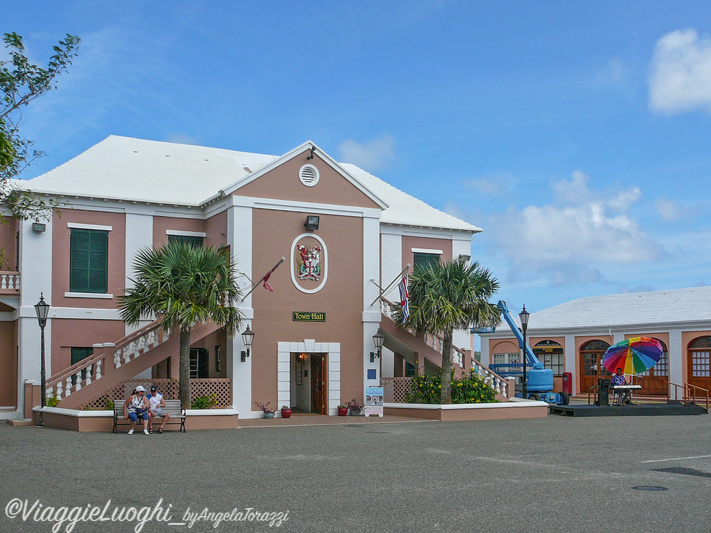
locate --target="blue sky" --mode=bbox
[5,1,711,314]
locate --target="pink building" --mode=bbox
[1,136,482,422]
[479,288,711,398]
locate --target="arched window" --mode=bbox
[579,339,610,391]
[492,341,520,366]
[533,340,564,376]
[639,338,668,377]
[689,336,711,379]
[636,338,669,396]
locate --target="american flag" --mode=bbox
[398,274,409,324]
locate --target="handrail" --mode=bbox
[378,295,510,396]
[670,381,709,413]
[46,319,169,401]
[46,319,163,387]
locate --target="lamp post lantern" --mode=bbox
[519,304,530,400]
[241,325,255,362]
[370,329,385,363]
[34,293,50,426]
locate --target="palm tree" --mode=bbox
[118,242,244,408]
[399,257,500,404]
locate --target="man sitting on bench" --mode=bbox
[147,385,171,434]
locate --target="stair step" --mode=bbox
[6,418,33,426]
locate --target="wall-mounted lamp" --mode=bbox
[241,325,255,362]
[458,254,471,263]
[304,215,320,231]
[307,145,316,160]
[370,329,385,363]
[32,223,46,233]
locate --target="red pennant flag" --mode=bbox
[262,271,274,292]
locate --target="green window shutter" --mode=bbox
[71,347,94,365]
[70,229,108,293]
[413,252,440,270]
[70,347,94,384]
[168,235,204,247]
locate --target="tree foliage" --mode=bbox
[0,31,80,219]
[119,242,245,408]
[396,257,501,404]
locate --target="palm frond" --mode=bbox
[117,241,244,333]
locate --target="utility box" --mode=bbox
[598,378,610,406]
[562,372,572,395]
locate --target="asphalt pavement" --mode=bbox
[1,412,710,532]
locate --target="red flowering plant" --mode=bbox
[255,401,275,414]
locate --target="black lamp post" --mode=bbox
[519,304,530,400]
[370,330,385,363]
[241,325,255,362]
[34,293,50,426]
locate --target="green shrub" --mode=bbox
[191,393,217,410]
[104,397,114,410]
[406,370,498,404]
[46,393,59,408]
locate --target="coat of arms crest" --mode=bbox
[296,244,322,281]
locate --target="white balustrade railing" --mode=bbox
[47,323,169,402]
[377,297,508,397]
[471,359,509,398]
[0,271,20,291]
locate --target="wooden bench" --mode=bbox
[113,399,187,433]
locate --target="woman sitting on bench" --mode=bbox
[123,386,150,435]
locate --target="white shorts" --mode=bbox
[151,409,167,417]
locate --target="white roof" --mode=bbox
[340,163,481,232]
[526,286,711,331]
[19,136,481,233]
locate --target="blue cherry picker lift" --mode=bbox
[489,300,570,405]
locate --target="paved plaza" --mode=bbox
[1,413,710,532]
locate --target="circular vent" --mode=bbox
[299,164,319,187]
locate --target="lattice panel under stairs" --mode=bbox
[80,378,232,410]
[382,377,413,403]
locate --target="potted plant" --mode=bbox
[256,401,276,419]
[337,404,348,416]
[281,405,292,418]
[346,398,363,416]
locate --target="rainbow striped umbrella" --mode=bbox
[602,337,663,375]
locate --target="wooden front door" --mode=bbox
[310,354,327,414]
[688,336,711,391]
[580,340,611,393]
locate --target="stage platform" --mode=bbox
[549,401,707,417]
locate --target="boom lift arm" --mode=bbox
[489,300,566,403]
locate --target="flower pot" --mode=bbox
[348,409,361,416]
[281,408,292,419]
[337,407,348,416]
[263,412,275,419]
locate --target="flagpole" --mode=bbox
[369,264,411,307]
[240,257,285,301]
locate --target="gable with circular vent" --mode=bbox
[299,164,319,187]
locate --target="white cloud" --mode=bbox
[464,172,516,197]
[649,28,711,115]
[488,171,663,287]
[337,133,395,172]
[654,198,683,221]
[551,170,590,204]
